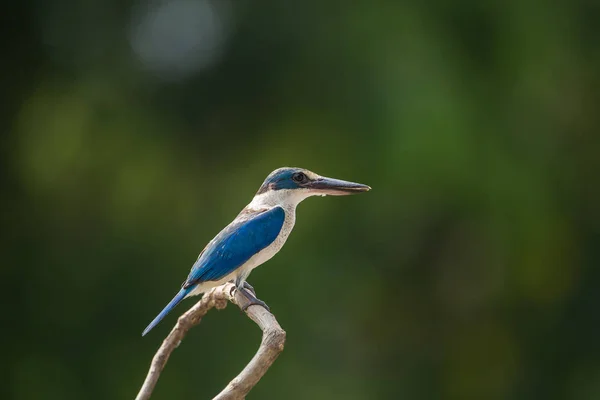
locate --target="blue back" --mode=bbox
[184,206,286,286]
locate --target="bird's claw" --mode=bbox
[242,281,256,296]
[241,298,270,313]
[236,284,270,313]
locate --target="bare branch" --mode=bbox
[135,283,286,400]
[213,294,286,400]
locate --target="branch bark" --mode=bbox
[135,283,286,400]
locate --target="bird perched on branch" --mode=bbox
[142,167,370,336]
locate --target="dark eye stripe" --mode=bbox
[293,173,306,182]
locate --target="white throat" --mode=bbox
[247,189,316,210]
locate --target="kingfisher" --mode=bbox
[142,167,370,336]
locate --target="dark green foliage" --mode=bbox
[1,1,599,399]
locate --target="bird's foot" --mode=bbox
[241,297,270,313]
[236,284,270,313]
[242,281,256,296]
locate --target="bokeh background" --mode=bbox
[2,0,600,399]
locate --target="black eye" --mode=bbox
[292,172,307,183]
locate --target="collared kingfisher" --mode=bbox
[142,167,370,336]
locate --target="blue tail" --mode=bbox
[142,288,191,336]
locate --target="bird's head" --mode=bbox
[252,167,370,207]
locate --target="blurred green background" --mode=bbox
[2,0,600,399]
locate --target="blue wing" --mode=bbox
[142,206,285,336]
[183,206,285,287]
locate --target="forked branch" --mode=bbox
[135,283,286,400]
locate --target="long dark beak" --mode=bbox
[307,176,371,196]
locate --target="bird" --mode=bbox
[142,167,370,336]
